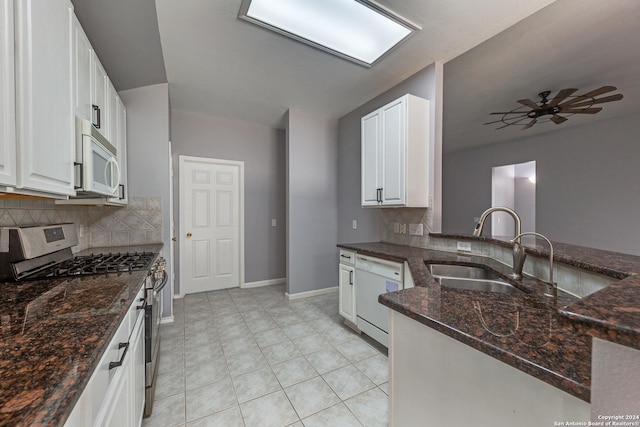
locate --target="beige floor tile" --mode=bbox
[344,388,389,427]
[231,366,282,403]
[271,356,318,388]
[240,390,299,427]
[284,377,340,419]
[185,377,237,422]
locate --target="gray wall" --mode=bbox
[170,109,286,287]
[119,83,173,316]
[337,62,442,243]
[286,109,338,294]
[442,111,640,255]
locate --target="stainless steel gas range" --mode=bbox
[0,223,167,417]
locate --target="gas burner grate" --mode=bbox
[26,252,155,280]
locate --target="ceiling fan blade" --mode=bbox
[561,107,603,114]
[579,86,617,99]
[551,114,568,124]
[548,88,578,107]
[517,98,541,110]
[564,94,624,108]
[489,111,530,115]
[494,117,530,129]
[521,118,537,130]
[484,119,505,125]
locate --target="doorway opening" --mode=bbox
[491,161,536,237]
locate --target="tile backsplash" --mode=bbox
[0,196,162,252]
[380,208,434,248]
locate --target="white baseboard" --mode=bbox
[160,315,174,324]
[173,277,286,297]
[285,286,338,301]
[242,277,287,289]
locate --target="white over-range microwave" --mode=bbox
[74,119,121,197]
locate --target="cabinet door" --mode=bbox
[339,264,356,323]
[92,57,109,138]
[130,310,145,426]
[100,360,132,427]
[117,98,128,204]
[15,0,75,196]
[107,81,118,144]
[380,97,406,205]
[73,16,92,122]
[0,0,16,186]
[106,91,127,205]
[361,110,381,206]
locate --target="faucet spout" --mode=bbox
[473,206,522,243]
[511,232,556,299]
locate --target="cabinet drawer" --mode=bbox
[339,250,356,266]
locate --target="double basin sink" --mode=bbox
[427,263,525,295]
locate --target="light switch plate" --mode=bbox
[271,219,277,227]
[352,220,357,230]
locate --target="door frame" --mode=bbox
[178,155,245,296]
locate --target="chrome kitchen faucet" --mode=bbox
[472,206,523,279]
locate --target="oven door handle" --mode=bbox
[153,271,169,298]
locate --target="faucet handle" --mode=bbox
[511,241,526,280]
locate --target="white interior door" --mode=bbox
[180,156,244,294]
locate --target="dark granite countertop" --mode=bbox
[338,242,592,402]
[0,244,162,427]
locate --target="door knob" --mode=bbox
[186,232,192,238]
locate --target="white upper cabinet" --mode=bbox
[15,0,75,197]
[361,94,430,207]
[57,15,128,206]
[92,56,109,139]
[0,0,16,187]
[105,92,127,205]
[73,15,93,122]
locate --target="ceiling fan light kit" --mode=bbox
[485,86,624,130]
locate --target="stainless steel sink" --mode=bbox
[427,263,524,295]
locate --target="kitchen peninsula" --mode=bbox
[339,235,640,426]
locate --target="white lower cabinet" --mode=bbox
[338,250,356,324]
[65,287,145,427]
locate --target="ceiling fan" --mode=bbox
[485,86,624,130]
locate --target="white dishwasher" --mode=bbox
[355,255,403,347]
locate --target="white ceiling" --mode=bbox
[71,0,640,153]
[443,0,640,152]
[153,0,555,127]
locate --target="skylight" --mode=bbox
[238,0,420,67]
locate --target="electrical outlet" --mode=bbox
[409,223,423,236]
[400,223,407,234]
[352,220,357,230]
[457,241,472,252]
[393,222,399,233]
[271,219,277,227]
